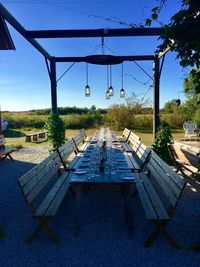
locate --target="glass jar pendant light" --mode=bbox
[108,65,114,96]
[106,65,110,99]
[85,63,90,97]
[120,63,125,98]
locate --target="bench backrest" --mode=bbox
[18,150,61,205]
[73,129,86,145]
[72,129,87,152]
[128,132,151,167]
[122,128,131,141]
[169,143,200,170]
[57,140,77,162]
[147,151,186,208]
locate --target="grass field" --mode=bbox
[3,128,185,149]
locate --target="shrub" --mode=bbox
[45,112,65,150]
[152,120,173,164]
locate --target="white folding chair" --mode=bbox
[183,121,198,141]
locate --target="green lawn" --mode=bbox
[4,128,185,149]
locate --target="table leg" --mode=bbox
[75,185,82,237]
[124,184,134,235]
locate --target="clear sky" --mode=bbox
[0,0,188,111]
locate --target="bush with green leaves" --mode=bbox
[45,112,65,150]
[152,121,173,164]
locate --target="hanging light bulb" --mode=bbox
[85,84,90,97]
[106,65,110,99]
[120,63,125,98]
[108,65,114,96]
[85,63,90,97]
[120,88,125,98]
[108,86,113,96]
[106,90,110,99]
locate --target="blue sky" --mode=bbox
[0,0,188,111]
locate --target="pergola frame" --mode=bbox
[0,3,166,139]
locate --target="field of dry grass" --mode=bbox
[4,127,185,149]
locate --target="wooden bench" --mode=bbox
[18,149,72,244]
[0,135,15,160]
[122,131,141,153]
[57,139,80,171]
[25,131,47,142]
[124,132,151,172]
[168,143,200,177]
[118,128,131,142]
[135,151,186,248]
[0,147,15,160]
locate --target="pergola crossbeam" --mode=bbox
[0,3,51,60]
[26,28,163,39]
[54,55,155,63]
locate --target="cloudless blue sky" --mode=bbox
[0,0,188,111]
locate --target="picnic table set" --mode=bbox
[18,127,186,248]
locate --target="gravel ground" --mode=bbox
[1,147,200,267]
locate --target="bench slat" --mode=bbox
[23,155,60,195]
[124,153,141,170]
[139,173,170,220]
[19,151,58,187]
[0,147,14,155]
[148,163,178,206]
[34,171,70,217]
[44,174,70,216]
[151,151,185,190]
[135,174,158,220]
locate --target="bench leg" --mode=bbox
[124,184,134,235]
[0,153,13,161]
[26,218,60,245]
[144,221,180,249]
[8,154,14,160]
[75,185,82,237]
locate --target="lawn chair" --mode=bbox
[183,121,198,141]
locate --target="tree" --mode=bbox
[144,0,200,98]
[147,0,200,68]
[184,68,200,95]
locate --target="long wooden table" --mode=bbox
[69,128,136,236]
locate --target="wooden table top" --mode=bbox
[69,128,136,184]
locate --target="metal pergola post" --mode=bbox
[50,60,57,114]
[153,54,160,139]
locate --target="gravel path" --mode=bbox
[1,147,200,266]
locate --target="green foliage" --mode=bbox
[145,0,200,95]
[61,113,104,129]
[155,0,200,68]
[4,113,47,129]
[194,109,200,128]
[184,68,200,95]
[33,106,107,116]
[152,121,173,164]
[45,112,65,150]
[107,104,135,130]
[132,114,153,130]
